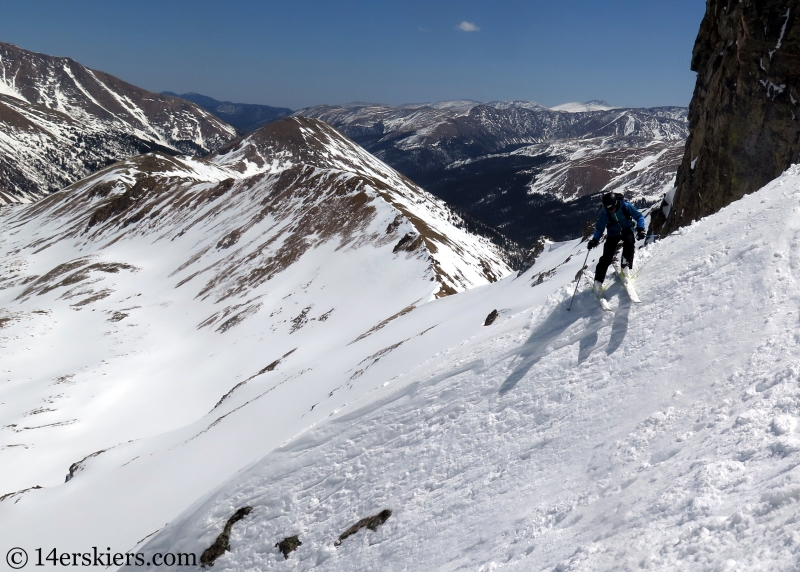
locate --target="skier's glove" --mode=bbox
[636,228,646,241]
[587,238,599,250]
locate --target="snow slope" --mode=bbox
[117,165,800,571]
[0,116,509,556]
[525,138,683,203]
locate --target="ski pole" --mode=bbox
[567,248,592,311]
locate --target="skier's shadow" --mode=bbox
[498,292,623,395]
[606,287,631,355]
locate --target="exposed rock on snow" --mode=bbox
[199,507,253,567]
[483,309,499,326]
[0,42,237,205]
[334,509,392,547]
[275,535,302,560]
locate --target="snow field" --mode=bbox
[128,166,800,571]
[0,119,510,556]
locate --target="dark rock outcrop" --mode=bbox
[651,0,800,234]
[275,535,302,559]
[199,507,252,567]
[334,509,392,547]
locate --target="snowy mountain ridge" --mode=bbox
[550,100,618,113]
[0,116,510,559]
[0,42,237,205]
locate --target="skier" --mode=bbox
[587,192,646,295]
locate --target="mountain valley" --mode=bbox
[299,102,688,244]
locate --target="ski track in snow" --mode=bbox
[117,167,800,570]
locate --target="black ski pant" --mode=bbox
[594,229,635,283]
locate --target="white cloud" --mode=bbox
[457,21,480,32]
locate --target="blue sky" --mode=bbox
[0,0,705,109]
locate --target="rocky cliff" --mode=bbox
[651,0,800,234]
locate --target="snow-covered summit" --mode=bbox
[551,100,619,112]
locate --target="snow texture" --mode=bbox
[4,124,800,571]
[119,165,800,571]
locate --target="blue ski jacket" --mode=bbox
[591,200,645,241]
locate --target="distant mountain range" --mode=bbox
[298,101,688,245]
[0,42,237,205]
[162,92,293,133]
[549,99,617,112]
[0,40,687,250]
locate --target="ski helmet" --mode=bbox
[602,192,619,211]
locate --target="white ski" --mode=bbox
[591,280,612,311]
[616,264,641,303]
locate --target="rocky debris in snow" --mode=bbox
[213,349,298,409]
[0,485,42,503]
[216,229,241,250]
[350,341,407,380]
[531,269,557,286]
[516,236,550,276]
[24,407,56,416]
[215,303,262,334]
[199,506,253,567]
[17,259,137,300]
[393,232,424,254]
[334,509,392,547]
[349,303,419,344]
[52,374,75,385]
[289,306,313,333]
[71,289,113,308]
[275,535,302,559]
[65,450,107,482]
[258,349,297,375]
